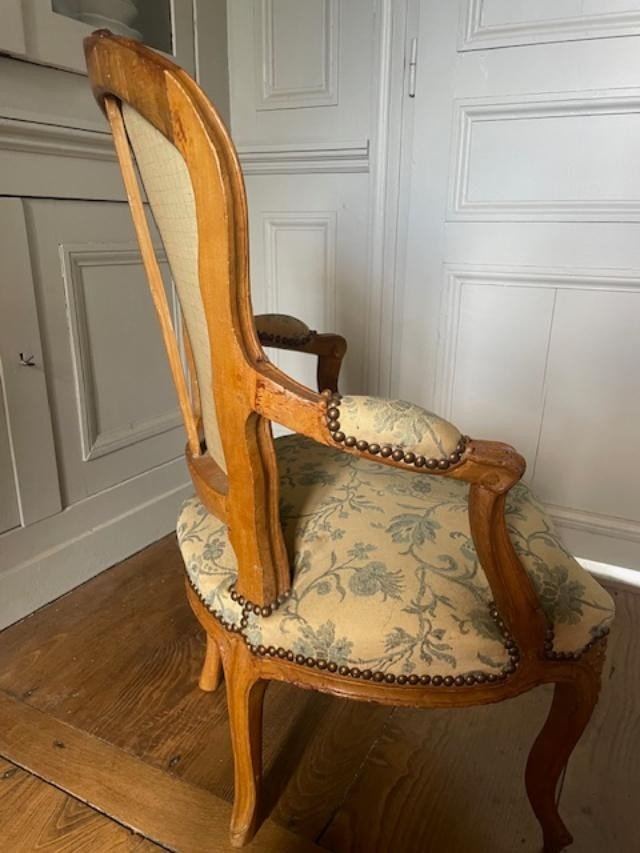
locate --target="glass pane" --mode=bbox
[135,0,173,53]
[52,0,173,53]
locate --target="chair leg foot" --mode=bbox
[198,632,222,692]
[225,652,267,847]
[525,671,600,853]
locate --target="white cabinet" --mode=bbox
[0,400,21,536]
[0,4,229,628]
[0,199,61,530]
[25,199,184,505]
[1,0,196,74]
[0,174,192,631]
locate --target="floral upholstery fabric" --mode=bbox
[255,313,313,344]
[178,435,614,680]
[338,396,462,460]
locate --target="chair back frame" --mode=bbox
[85,30,302,606]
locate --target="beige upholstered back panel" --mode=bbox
[122,103,226,472]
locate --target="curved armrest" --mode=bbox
[255,313,315,347]
[255,313,347,393]
[325,395,465,468]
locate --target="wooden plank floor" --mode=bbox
[0,534,637,852]
[0,758,160,851]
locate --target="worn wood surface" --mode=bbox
[0,692,319,853]
[0,757,159,851]
[319,689,551,853]
[0,538,347,798]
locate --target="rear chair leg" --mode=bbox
[224,650,267,847]
[198,633,223,692]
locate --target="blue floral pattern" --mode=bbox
[338,396,461,456]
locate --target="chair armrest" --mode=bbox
[325,394,465,468]
[255,313,347,393]
[255,313,315,347]
[255,378,510,489]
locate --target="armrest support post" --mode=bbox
[468,481,547,656]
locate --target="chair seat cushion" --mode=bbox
[178,435,614,684]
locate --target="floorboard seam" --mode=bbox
[0,744,172,851]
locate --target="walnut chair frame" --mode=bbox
[85,31,609,852]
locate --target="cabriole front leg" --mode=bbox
[525,646,605,852]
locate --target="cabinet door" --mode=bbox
[1,0,195,75]
[24,199,185,508]
[0,199,61,530]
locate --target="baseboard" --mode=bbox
[578,556,640,594]
[0,478,192,630]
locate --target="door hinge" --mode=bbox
[408,37,418,98]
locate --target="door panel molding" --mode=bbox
[550,504,640,545]
[436,263,640,549]
[449,90,640,222]
[60,244,182,462]
[0,118,114,162]
[237,140,368,174]
[256,0,339,110]
[459,0,640,51]
[437,263,640,413]
[262,211,337,328]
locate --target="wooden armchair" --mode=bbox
[85,32,614,852]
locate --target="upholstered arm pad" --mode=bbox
[256,313,346,393]
[325,394,466,469]
[255,313,315,347]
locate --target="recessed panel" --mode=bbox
[460,0,640,50]
[263,212,336,390]
[445,274,555,472]
[451,95,640,221]
[257,0,338,109]
[0,385,20,534]
[64,247,181,461]
[532,286,640,521]
[25,199,185,508]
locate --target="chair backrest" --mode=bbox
[122,102,226,470]
[84,31,291,607]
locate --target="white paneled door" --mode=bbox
[227,0,379,395]
[395,0,640,571]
